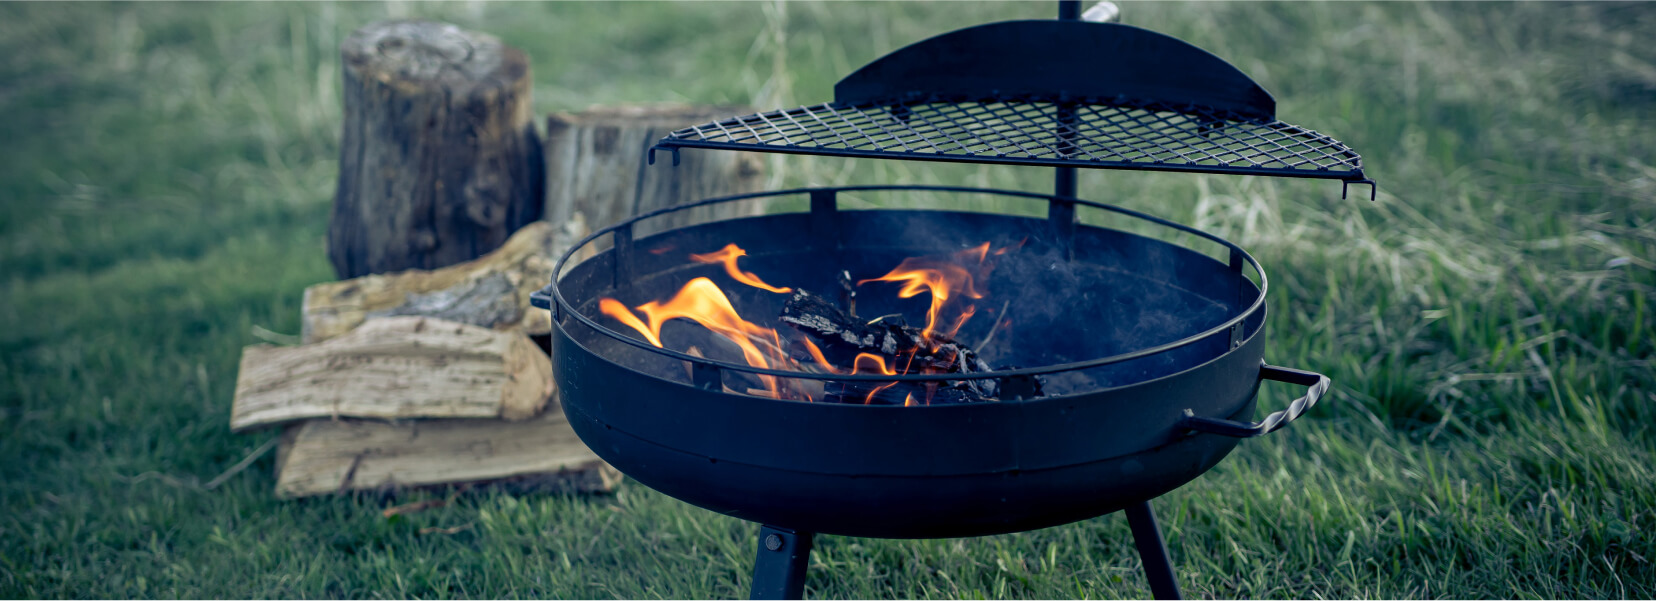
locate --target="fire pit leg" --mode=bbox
[749,524,814,600]
[1126,501,1184,600]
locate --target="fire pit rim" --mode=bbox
[535,184,1267,384]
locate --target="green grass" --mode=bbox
[3,1,1654,598]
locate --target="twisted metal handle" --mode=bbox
[1181,363,1329,438]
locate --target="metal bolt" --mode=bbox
[764,534,784,551]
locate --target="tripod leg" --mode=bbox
[749,525,814,600]
[1126,501,1184,600]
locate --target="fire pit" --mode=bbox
[532,4,1369,599]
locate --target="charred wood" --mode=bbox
[779,289,1041,403]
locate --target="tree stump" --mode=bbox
[544,104,765,236]
[329,20,543,279]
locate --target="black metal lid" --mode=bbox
[653,20,1374,197]
[833,20,1275,118]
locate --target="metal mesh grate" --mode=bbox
[656,95,1366,181]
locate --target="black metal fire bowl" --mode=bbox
[532,185,1326,542]
[551,356,1260,539]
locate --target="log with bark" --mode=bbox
[543,104,765,235]
[329,20,543,279]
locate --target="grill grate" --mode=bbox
[656,94,1368,184]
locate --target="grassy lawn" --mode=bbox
[3,1,1654,598]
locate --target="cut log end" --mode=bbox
[341,20,518,90]
[543,104,765,235]
[500,332,556,421]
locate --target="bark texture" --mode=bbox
[544,104,765,235]
[330,20,543,279]
[303,218,588,345]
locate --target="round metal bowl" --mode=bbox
[533,185,1325,539]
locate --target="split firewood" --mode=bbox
[778,289,1029,403]
[230,316,553,431]
[275,410,619,498]
[302,217,587,345]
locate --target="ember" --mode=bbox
[780,288,1004,403]
[596,242,1037,403]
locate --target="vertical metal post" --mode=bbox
[1126,501,1184,600]
[1047,199,1076,261]
[1227,247,1245,350]
[809,188,847,295]
[1058,0,1081,21]
[809,189,840,250]
[750,525,814,600]
[1055,0,1081,201]
[611,223,634,291]
[1054,167,1076,198]
[691,362,723,391]
[1051,0,1081,261]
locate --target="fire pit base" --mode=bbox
[532,185,1330,600]
[748,501,1183,600]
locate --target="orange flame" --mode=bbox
[992,237,1029,256]
[852,353,897,376]
[599,298,660,346]
[943,305,978,339]
[858,242,992,339]
[690,243,792,294]
[600,277,789,397]
[598,239,1021,405]
[851,352,900,404]
[800,338,839,374]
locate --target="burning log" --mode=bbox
[779,289,1030,403]
[593,241,1040,404]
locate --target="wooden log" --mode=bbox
[329,20,543,279]
[302,218,587,345]
[231,316,552,431]
[543,104,765,235]
[275,410,619,498]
